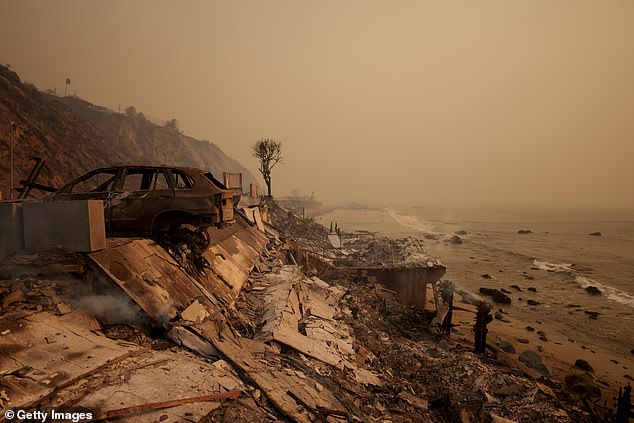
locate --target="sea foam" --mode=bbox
[533,260,634,309]
[384,208,436,234]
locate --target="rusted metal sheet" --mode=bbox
[87,217,267,322]
[203,217,268,297]
[88,238,212,321]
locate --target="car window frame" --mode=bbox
[169,169,195,190]
[118,167,174,192]
[62,168,122,194]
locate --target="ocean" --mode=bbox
[314,206,634,362]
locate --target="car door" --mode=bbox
[109,167,174,234]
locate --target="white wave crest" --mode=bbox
[533,260,574,273]
[574,276,634,308]
[533,260,634,309]
[384,208,435,233]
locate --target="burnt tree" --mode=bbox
[252,138,282,197]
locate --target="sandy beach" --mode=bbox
[313,206,634,398]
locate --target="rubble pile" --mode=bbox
[266,200,336,260]
[336,274,593,422]
[0,250,87,317]
[266,199,442,269]
[220,254,594,422]
[155,226,213,275]
[0,200,611,422]
[336,235,442,267]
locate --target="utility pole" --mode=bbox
[9,121,16,200]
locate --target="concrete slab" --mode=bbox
[22,200,106,252]
[0,310,138,409]
[344,264,446,309]
[78,356,243,422]
[0,201,25,252]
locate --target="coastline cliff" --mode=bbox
[0,65,256,197]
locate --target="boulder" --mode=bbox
[448,235,462,244]
[574,359,594,372]
[517,229,533,234]
[494,311,510,322]
[479,287,511,304]
[519,350,550,377]
[481,274,493,279]
[527,287,537,292]
[495,352,541,380]
[498,340,516,354]
[588,232,602,237]
[565,372,601,399]
[527,299,540,306]
[585,286,601,295]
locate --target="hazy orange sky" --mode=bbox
[1,1,633,208]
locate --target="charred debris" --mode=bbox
[0,198,615,422]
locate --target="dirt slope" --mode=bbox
[0,65,257,198]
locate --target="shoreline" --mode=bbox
[314,206,634,398]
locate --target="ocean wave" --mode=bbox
[384,208,436,233]
[533,260,634,309]
[533,260,574,273]
[574,275,634,308]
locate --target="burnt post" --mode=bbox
[474,301,493,354]
[9,121,16,199]
[615,384,633,423]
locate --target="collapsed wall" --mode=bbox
[85,212,268,324]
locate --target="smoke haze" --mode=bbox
[1,1,633,208]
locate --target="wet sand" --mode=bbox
[313,207,634,397]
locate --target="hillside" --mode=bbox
[0,65,257,198]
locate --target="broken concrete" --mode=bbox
[22,200,106,252]
[0,310,138,409]
[0,199,606,422]
[345,264,446,309]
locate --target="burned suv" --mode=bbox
[50,166,235,240]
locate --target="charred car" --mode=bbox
[50,166,235,245]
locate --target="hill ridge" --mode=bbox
[0,65,257,198]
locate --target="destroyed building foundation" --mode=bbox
[0,200,603,422]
